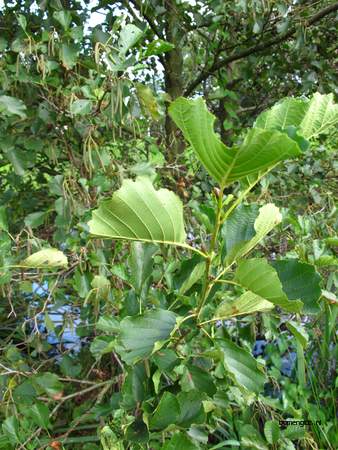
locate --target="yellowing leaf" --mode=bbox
[21,248,68,269]
[216,291,274,319]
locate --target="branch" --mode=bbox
[128,0,164,40]
[184,2,338,96]
[125,0,167,69]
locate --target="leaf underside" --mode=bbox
[169,97,301,186]
[88,177,186,246]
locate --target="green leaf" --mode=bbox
[271,259,322,314]
[91,275,111,298]
[287,321,309,348]
[129,242,157,293]
[33,372,63,398]
[0,206,8,232]
[235,259,303,313]
[226,203,282,264]
[96,316,120,333]
[122,364,146,407]
[177,390,205,427]
[21,248,68,268]
[60,43,79,69]
[264,420,280,445]
[119,309,177,364]
[0,95,27,119]
[153,349,179,371]
[125,419,149,443]
[215,291,274,319]
[2,416,20,444]
[4,147,29,175]
[218,339,266,393]
[136,83,161,120]
[88,177,187,247]
[179,261,205,295]
[169,97,301,186]
[255,93,338,139]
[90,336,115,359]
[17,14,27,30]
[24,402,51,430]
[53,10,72,30]
[180,364,216,397]
[145,39,175,57]
[162,432,200,450]
[149,391,180,430]
[118,24,143,56]
[24,211,47,229]
[70,99,93,115]
[60,355,82,377]
[222,204,259,256]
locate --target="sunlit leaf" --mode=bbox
[216,291,274,319]
[145,39,175,57]
[169,97,301,186]
[255,93,338,139]
[118,24,143,56]
[53,10,72,30]
[70,99,92,115]
[88,177,187,247]
[21,248,68,269]
[235,259,303,312]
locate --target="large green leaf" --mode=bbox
[149,391,180,430]
[235,259,303,312]
[225,203,282,264]
[215,291,274,319]
[255,93,338,139]
[169,97,301,186]
[271,259,322,314]
[88,177,187,247]
[218,338,266,393]
[119,309,177,364]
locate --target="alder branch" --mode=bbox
[184,2,338,96]
[128,0,164,40]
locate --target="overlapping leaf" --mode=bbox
[216,291,274,319]
[235,259,303,312]
[119,309,177,364]
[225,203,282,264]
[271,259,322,314]
[169,97,301,186]
[218,338,266,393]
[88,177,186,247]
[255,93,338,139]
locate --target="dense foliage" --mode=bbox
[0,1,337,449]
